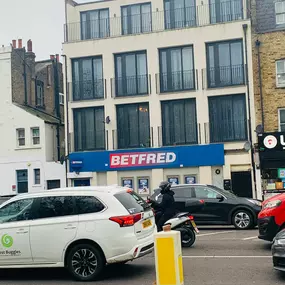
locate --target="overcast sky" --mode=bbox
[0,0,92,61]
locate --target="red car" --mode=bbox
[258,193,285,241]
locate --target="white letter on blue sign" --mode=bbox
[166,152,176,163]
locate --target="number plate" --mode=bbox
[191,220,199,233]
[142,219,152,228]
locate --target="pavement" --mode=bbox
[0,226,284,285]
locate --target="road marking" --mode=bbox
[197,231,234,237]
[183,256,271,258]
[242,236,258,240]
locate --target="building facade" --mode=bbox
[252,0,285,194]
[63,0,260,198]
[0,41,66,196]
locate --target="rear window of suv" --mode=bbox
[114,191,151,214]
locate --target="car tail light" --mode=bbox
[189,215,194,220]
[199,200,205,204]
[133,247,139,257]
[109,213,142,227]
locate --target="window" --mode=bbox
[194,186,218,199]
[36,80,44,107]
[0,199,33,224]
[276,60,285,87]
[279,109,285,131]
[208,94,247,142]
[74,107,105,151]
[16,169,28,194]
[75,196,105,214]
[81,9,110,40]
[172,187,193,198]
[275,1,285,25]
[47,180,61,190]
[164,0,196,29]
[161,99,197,146]
[116,103,150,149]
[72,56,104,100]
[121,3,152,35]
[16,128,25,147]
[210,0,243,24]
[115,51,148,96]
[159,46,195,92]
[207,40,244,88]
[35,196,75,219]
[31,127,40,145]
[34,169,40,185]
[59,93,64,105]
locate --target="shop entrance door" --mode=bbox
[231,171,253,198]
[74,179,90,187]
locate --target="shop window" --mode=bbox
[279,109,285,131]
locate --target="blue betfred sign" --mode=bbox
[69,144,224,172]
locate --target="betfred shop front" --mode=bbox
[67,144,225,197]
[258,132,285,199]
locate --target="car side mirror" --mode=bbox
[216,194,224,201]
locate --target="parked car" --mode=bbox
[0,187,155,281]
[272,229,285,272]
[150,184,262,229]
[258,193,285,241]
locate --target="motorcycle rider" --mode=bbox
[150,181,176,232]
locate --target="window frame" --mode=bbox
[73,106,106,151]
[72,56,104,101]
[161,98,198,146]
[194,185,224,199]
[16,128,25,147]
[16,169,28,194]
[34,169,41,185]
[80,8,110,40]
[121,2,152,35]
[74,195,106,215]
[159,45,195,93]
[206,39,245,88]
[276,59,285,87]
[275,1,285,25]
[59,93,64,105]
[35,80,45,108]
[31,127,40,145]
[278,108,285,131]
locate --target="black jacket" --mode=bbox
[152,190,176,216]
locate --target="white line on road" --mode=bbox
[197,231,234,237]
[242,236,258,240]
[182,256,271,258]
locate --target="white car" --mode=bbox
[0,186,155,281]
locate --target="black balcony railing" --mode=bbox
[64,1,245,42]
[207,64,245,88]
[111,74,150,97]
[157,70,196,93]
[71,80,105,101]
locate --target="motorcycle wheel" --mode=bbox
[177,227,196,248]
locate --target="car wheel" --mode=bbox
[67,243,105,281]
[232,210,253,230]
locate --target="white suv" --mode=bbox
[0,186,155,281]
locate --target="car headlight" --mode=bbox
[247,199,262,207]
[263,200,282,209]
[275,239,285,245]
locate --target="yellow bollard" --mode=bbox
[154,225,184,285]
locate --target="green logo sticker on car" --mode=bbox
[1,234,13,248]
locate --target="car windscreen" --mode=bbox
[208,185,237,198]
[114,191,151,214]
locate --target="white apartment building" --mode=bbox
[63,0,261,199]
[0,45,66,196]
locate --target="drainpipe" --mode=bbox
[243,23,257,198]
[255,39,265,129]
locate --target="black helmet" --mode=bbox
[159,181,171,193]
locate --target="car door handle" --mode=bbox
[64,225,76,230]
[16,229,28,234]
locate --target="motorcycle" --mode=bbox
[147,197,205,247]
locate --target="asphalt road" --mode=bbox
[0,227,284,285]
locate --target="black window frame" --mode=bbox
[75,196,106,215]
[161,98,198,146]
[206,39,245,88]
[121,2,152,35]
[72,56,104,101]
[116,102,150,149]
[34,169,41,185]
[80,8,110,40]
[114,50,149,97]
[208,94,248,143]
[73,106,106,151]
[35,80,44,108]
[159,45,195,93]
[16,169,28,194]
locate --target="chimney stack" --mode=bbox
[56,54,60,62]
[18,39,22,49]
[12,40,16,48]
[50,55,55,60]
[27,40,32,52]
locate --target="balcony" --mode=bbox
[206,64,245,88]
[156,70,197,94]
[111,75,150,97]
[69,80,106,101]
[64,1,245,43]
